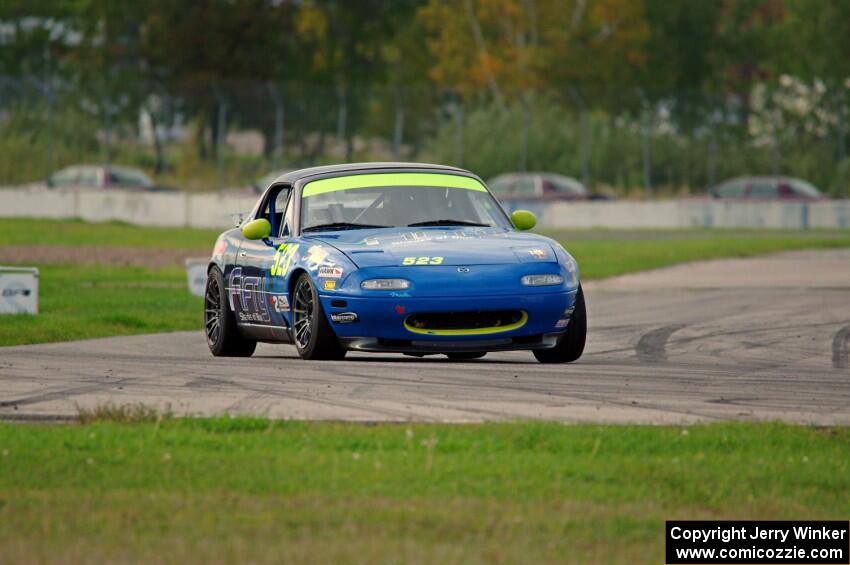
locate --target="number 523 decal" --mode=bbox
[402,256,444,265]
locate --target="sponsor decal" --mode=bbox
[212,239,227,258]
[303,245,329,266]
[270,243,300,277]
[2,288,31,297]
[394,305,406,315]
[401,256,444,266]
[323,280,337,291]
[528,248,546,259]
[318,265,344,278]
[330,311,358,324]
[228,267,271,323]
[363,228,502,248]
[270,295,289,313]
[238,311,268,322]
[555,305,574,328]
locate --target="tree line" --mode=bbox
[1,0,849,192]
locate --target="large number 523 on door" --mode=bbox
[402,256,444,265]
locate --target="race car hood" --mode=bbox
[306,227,557,268]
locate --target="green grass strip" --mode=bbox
[0,419,847,563]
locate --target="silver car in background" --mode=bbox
[488,172,611,201]
[47,165,174,192]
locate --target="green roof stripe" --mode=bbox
[303,172,487,197]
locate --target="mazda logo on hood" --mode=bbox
[457,267,470,273]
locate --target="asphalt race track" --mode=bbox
[2,249,849,424]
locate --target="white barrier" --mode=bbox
[501,199,850,229]
[1,186,850,229]
[185,258,209,297]
[0,187,256,229]
[0,266,39,315]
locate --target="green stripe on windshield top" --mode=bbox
[302,173,487,197]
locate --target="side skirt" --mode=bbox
[238,323,293,343]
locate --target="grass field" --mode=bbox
[545,228,850,279]
[0,218,221,249]
[0,264,202,345]
[1,219,850,345]
[0,418,846,563]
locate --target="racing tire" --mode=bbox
[533,283,586,364]
[445,352,487,360]
[205,266,257,357]
[291,273,347,361]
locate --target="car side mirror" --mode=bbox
[242,218,272,240]
[511,210,537,231]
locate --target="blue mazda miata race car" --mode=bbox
[204,162,585,363]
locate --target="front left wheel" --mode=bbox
[291,273,347,360]
[533,283,586,364]
[205,266,257,357]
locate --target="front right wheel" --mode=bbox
[534,283,586,364]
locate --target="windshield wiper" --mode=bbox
[302,222,390,233]
[408,219,491,227]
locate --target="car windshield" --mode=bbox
[791,179,822,198]
[300,173,510,232]
[548,175,587,196]
[110,167,153,187]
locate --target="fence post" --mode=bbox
[454,97,464,167]
[519,94,530,172]
[771,131,781,175]
[393,87,405,160]
[642,105,652,194]
[45,50,55,180]
[103,97,112,166]
[569,87,590,186]
[837,99,847,198]
[336,82,347,156]
[213,86,227,195]
[267,82,285,166]
[707,125,717,189]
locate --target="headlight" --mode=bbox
[521,274,564,286]
[361,278,411,290]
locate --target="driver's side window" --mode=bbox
[258,185,292,238]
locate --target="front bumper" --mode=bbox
[320,289,577,351]
[339,332,563,353]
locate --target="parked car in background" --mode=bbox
[710,176,825,201]
[488,173,612,202]
[47,165,174,192]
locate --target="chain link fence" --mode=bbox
[1,75,848,197]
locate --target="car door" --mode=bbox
[232,184,294,329]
